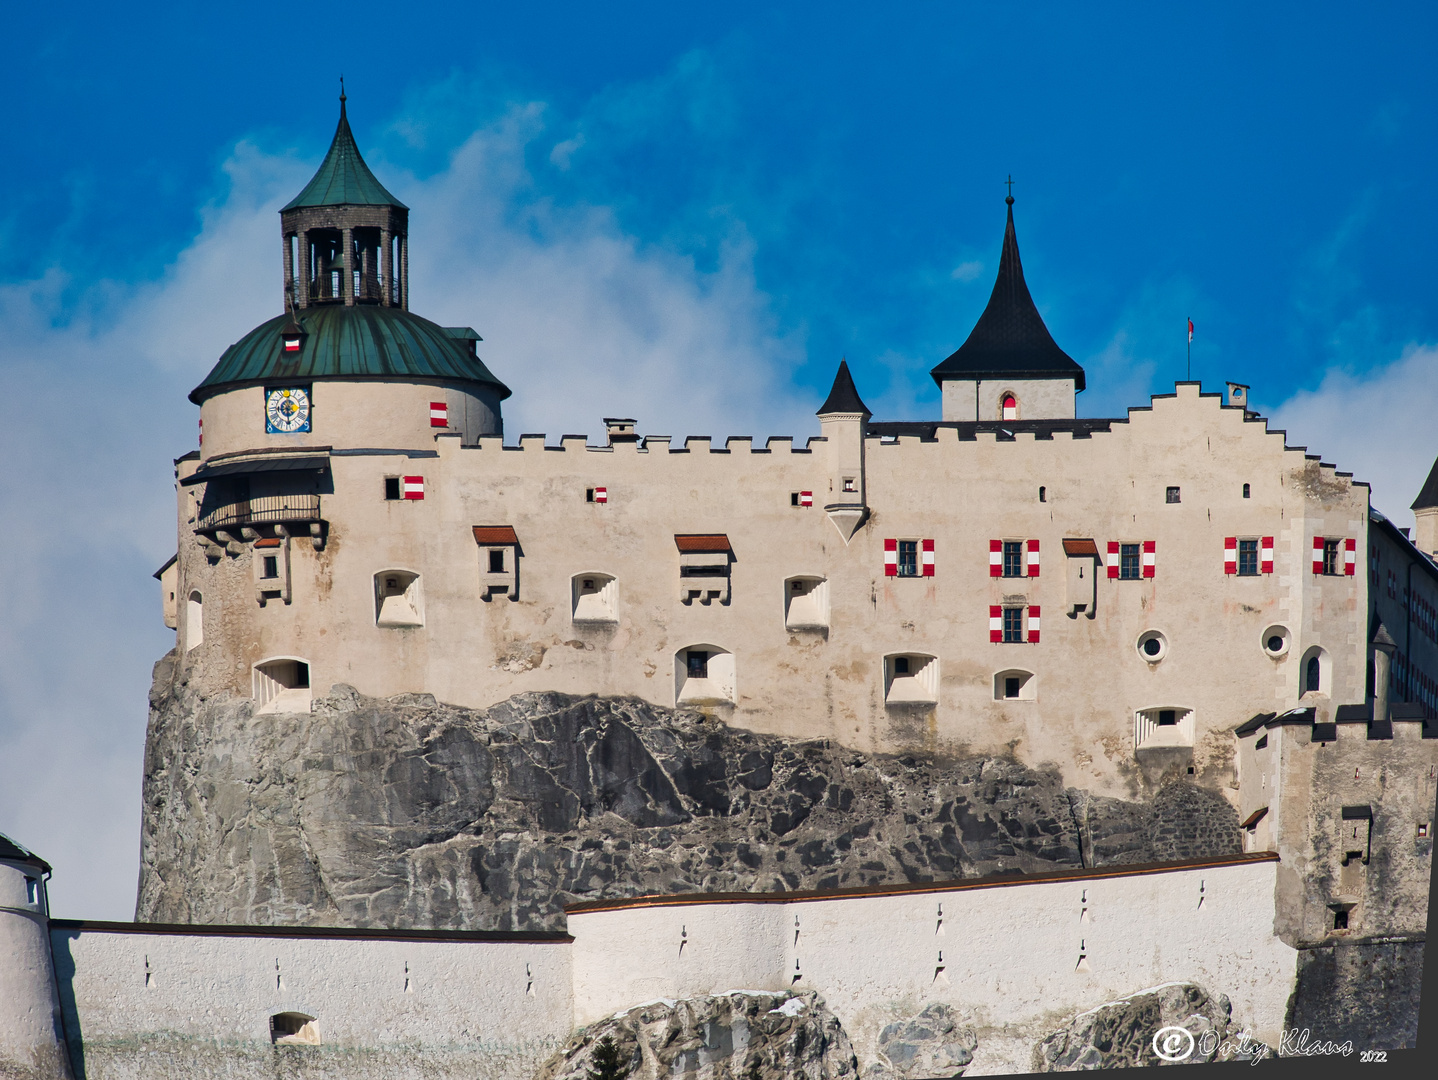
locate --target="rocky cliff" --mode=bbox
[138,651,1242,930]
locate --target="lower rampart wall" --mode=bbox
[568,855,1296,1074]
[47,926,572,1080]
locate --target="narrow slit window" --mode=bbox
[1243,483,1251,498]
[384,477,401,501]
[1038,486,1046,503]
[1004,676,1020,699]
[262,555,279,579]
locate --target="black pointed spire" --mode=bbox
[930,196,1085,391]
[1412,456,1438,511]
[817,359,871,417]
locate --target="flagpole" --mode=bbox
[1186,317,1191,382]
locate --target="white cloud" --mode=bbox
[950,260,983,282]
[0,101,808,919]
[1266,343,1438,530]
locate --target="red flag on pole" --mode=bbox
[1188,318,1194,343]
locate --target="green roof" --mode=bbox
[191,305,511,404]
[281,97,407,212]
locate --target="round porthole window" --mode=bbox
[1137,630,1167,662]
[1262,625,1291,658]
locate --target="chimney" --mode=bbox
[603,418,638,445]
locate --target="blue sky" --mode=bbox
[2,3,1435,916]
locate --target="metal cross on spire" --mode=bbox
[1005,174,1015,205]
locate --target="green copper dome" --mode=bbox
[281,95,407,211]
[190,305,511,404]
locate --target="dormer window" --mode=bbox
[473,526,520,600]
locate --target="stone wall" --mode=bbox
[138,675,1244,931]
[1284,936,1426,1051]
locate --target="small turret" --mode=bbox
[0,834,73,1078]
[816,360,870,541]
[1411,456,1438,557]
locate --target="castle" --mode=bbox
[4,95,1436,1078]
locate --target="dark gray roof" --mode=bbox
[1412,456,1438,510]
[0,832,50,873]
[930,199,1086,391]
[867,418,1115,441]
[816,360,871,416]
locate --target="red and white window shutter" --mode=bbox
[922,538,935,576]
[401,476,425,500]
[1345,537,1356,575]
[799,491,812,507]
[989,605,1003,643]
[1224,537,1238,574]
[1107,541,1120,579]
[594,486,608,504]
[430,401,448,427]
[990,539,1003,577]
[1142,540,1156,578]
[1027,539,1040,577]
[1312,536,1325,575]
[1002,394,1017,421]
[1027,605,1041,643]
[1261,537,1274,574]
[884,538,898,577]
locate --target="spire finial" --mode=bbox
[1005,174,1015,206]
[339,75,347,116]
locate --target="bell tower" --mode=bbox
[280,87,410,311]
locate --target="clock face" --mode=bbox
[265,386,311,434]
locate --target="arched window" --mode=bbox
[572,573,618,624]
[270,1012,320,1045]
[783,577,829,631]
[1300,646,1329,696]
[674,645,735,707]
[884,653,939,705]
[1001,393,1018,421]
[254,658,312,714]
[185,592,203,651]
[374,570,423,627]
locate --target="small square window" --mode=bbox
[1166,486,1181,504]
[1002,541,1024,578]
[1333,910,1349,930]
[1419,823,1430,839]
[842,477,856,493]
[586,488,595,503]
[488,549,505,573]
[687,650,709,679]
[897,540,918,577]
[791,492,800,506]
[893,656,910,675]
[1323,539,1341,576]
[1004,676,1021,699]
[384,477,401,501]
[1120,543,1141,580]
[1237,539,1259,576]
[1158,709,1177,726]
[1002,607,1023,643]
[262,555,279,579]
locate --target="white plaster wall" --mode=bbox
[568,858,1296,1073]
[171,384,1369,804]
[50,928,571,1078]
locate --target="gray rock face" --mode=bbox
[533,991,858,1080]
[138,655,1243,929]
[1034,983,1267,1070]
[865,1003,976,1078]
